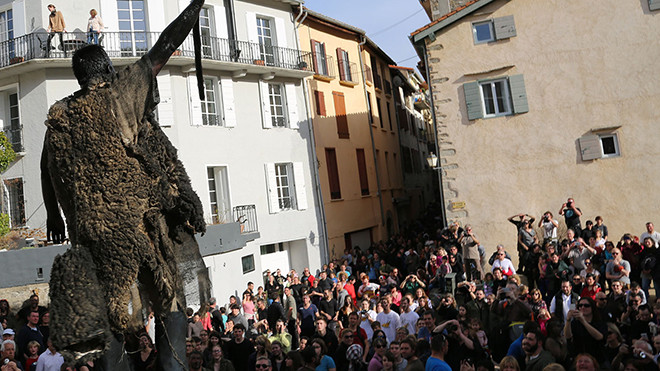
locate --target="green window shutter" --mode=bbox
[509,74,529,114]
[579,135,602,161]
[650,0,660,11]
[463,81,483,120]
[494,15,517,39]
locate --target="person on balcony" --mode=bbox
[86,9,104,45]
[46,4,66,57]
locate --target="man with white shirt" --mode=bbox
[549,280,579,323]
[398,297,418,336]
[376,298,400,343]
[641,222,660,248]
[35,339,64,371]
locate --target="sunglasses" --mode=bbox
[256,365,270,369]
[578,303,591,308]
[375,344,386,349]
[585,262,591,265]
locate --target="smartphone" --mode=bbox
[570,303,576,311]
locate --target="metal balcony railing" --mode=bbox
[311,53,336,78]
[374,71,383,90]
[338,60,358,83]
[365,65,373,84]
[0,31,312,72]
[233,204,258,234]
[384,80,392,95]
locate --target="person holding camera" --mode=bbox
[459,225,482,281]
[559,198,583,237]
[606,248,631,286]
[564,297,607,365]
[538,211,559,246]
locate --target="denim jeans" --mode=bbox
[87,29,99,45]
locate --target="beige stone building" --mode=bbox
[410,0,660,255]
[296,8,407,258]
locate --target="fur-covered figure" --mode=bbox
[41,0,208,368]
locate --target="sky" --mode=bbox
[303,0,431,70]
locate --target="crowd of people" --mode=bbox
[2,199,660,370]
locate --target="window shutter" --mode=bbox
[265,163,280,213]
[188,75,203,126]
[285,83,299,129]
[292,162,308,210]
[493,15,517,39]
[325,149,342,199]
[333,92,349,139]
[220,77,236,127]
[356,149,369,196]
[147,0,167,32]
[336,48,346,81]
[12,1,25,36]
[259,81,273,128]
[157,69,174,126]
[213,4,229,39]
[311,40,320,74]
[463,81,484,120]
[245,12,259,43]
[509,74,529,114]
[314,91,326,116]
[274,17,287,48]
[579,135,602,161]
[100,0,120,54]
[650,0,660,10]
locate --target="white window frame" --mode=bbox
[207,166,231,224]
[472,20,494,44]
[479,78,512,117]
[256,16,276,65]
[199,6,215,57]
[268,83,288,128]
[201,77,224,126]
[338,49,352,82]
[314,41,329,76]
[275,163,295,210]
[117,0,147,56]
[599,134,620,158]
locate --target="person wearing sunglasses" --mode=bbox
[254,357,272,371]
[606,248,631,286]
[367,338,387,371]
[564,297,607,365]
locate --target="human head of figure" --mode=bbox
[647,222,655,233]
[90,9,98,17]
[382,350,396,370]
[28,311,40,326]
[498,356,520,371]
[72,45,117,88]
[255,356,272,371]
[47,4,55,12]
[340,328,353,346]
[567,229,575,241]
[521,328,543,356]
[574,353,599,371]
[189,350,204,369]
[560,280,572,296]
[311,338,327,357]
[1,339,16,362]
[372,337,387,356]
[399,337,416,360]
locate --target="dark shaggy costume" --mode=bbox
[43,56,210,364]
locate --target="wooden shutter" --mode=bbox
[314,91,326,116]
[463,81,484,120]
[376,98,383,128]
[333,92,349,139]
[220,77,236,127]
[292,162,307,210]
[311,40,320,74]
[356,149,369,196]
[509,74,529,114]
[650,0,660,11]
[579,135,602,161]
[285,83,299,129]
[493,15,517,40]
[398,107,409,131]
[325,149,341,199]
[259,81,272,128]
[188,75,203,126]
[213,4,229,39]
[156,69,174,126]
[265,163,280,213]
[336,48,346,81]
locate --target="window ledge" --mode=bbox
[361,194,371,198]
[366,80,373,87]
[375,87,383,94]
[330,198,344,202]
[380,128,388,132]
[338,133,350,139]
[339,80,359,87]
[314,75,334,82]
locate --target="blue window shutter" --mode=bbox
[509,74,529,114]
[463,81,483,120]
[493,15,517,39]
[650,0,660,11]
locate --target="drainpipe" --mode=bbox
[293,6,329,266]
[357,35,386,228]
[294,5,307,28]
[422,41,447,228]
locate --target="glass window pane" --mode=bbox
[474,22,493,42]
[494,81,506,113]
[481,84,495,114]
[601,137,616,155]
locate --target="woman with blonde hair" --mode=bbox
[87,9,104,44]
[498,355,520,371]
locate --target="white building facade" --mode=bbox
[0,0,326,304]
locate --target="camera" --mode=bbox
[567,202,572,208]
[448,324,458,332]
[543,215,549,222]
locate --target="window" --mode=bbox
[199,7,214,57]
[268,83,287,127]
[117,0,147,56]
[332,92,349,139]
[275,163,293,209]
[36,267,44,280]
[0,9,14,58]
[579,133,621,160]
[386,102,393,130]
[463,75,528,120]
[472,16,517,45]
[384,151,391,188]
[311,40,329,76]
[3,91,22,152]
[376,98,383,128]
[370,56,382,90]
[257,17,275,65]
[314,90,326,116]
[325,149,341,200]
[337,48,353,82]
[242,255,255,274]
[4,178,25,228]
[366,92,373,124]
[480,79,511,117]
[201,77,223,126]
[261,242,284,255]
[207,166,231,224]
[356,149,369,196]
[651,0,660,11]
[472,21,494,44]
[265,162,307,213]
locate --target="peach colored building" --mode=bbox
[296,8,407,258]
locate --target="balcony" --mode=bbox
[233,204,258,234]
[338,60,359,86]
[0,30,313,76]
[197,204,260,257]
[365,65,373,85]
[311,52,336,81]
[374,71,383,90]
